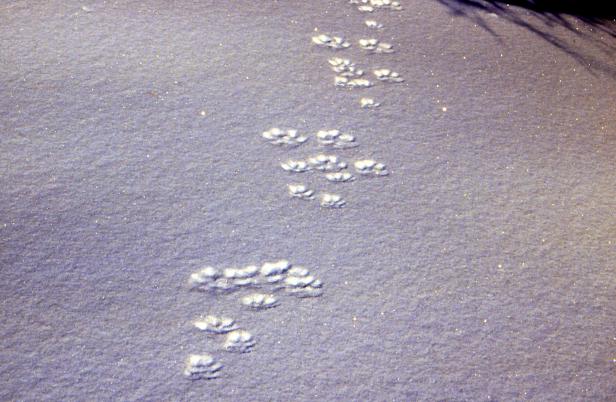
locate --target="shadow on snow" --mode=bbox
[436,0,616,77]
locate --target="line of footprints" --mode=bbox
[185,0,404,381]
[184,260,323,380]
[261,1,403,209]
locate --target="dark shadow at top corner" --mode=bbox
[436,0,616,77]
[437,0,616,21]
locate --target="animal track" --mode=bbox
[325,171,355,183]
[224,265,259,280]
[260,259,291,276]
[354,159,389,176]
[262,128,308,147]
[360,97,381,108]
[308,154,348,172]
[312,34,351,49]
[284,267,324,296]
[334,76,374,88]
[186,260,324,378]
[288,184,316,199]
[328,57,364,77]
[191,315,257,358]
[281,159,312,173]
[240,293,279,310]
[358,38,395,53]
[194,315,238,334]
[316,129,358,148]
[224,330,256,353]
[357,5,375,12]
[186,0,404,383]
[184,354,223,380]
[319,193,347,208]
[350,0,403,11]
[189,260,324,298]
[365,19,383,29]
[373,68,404,82]
[279,153,388,208]
[189,266,255,293]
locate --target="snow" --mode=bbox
[1,0,615,400]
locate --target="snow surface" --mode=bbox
[1,0,615,400]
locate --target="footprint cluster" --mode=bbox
[185,260,324,379]
[263,126,388,209]
[192,315,256,356]
[281,153,388,178]
[311,6,404,111]
[275,140,388,208]
[268,0,403,209]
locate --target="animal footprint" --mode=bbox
[184,354,223,380]
[240,293,279,310]
[325,171,355,183]
[189,260,324,299]
[335,76,374,88]
[260,259,291,276]
[316,129,358,148]
[365,19,383,29]
[284,267,324,297]
[320,193,346,208]
[262,128,308,147]
[308,154,348,172]
[312,34,351,49]
[288,184,316,200]
[358,38,395,53]
[373,68,404,82]
[354,159,389,176]
[280,154,389,207]
[328,57,364,77]
[190,316,258,378]
[194,315,238,334]
[281,159,312,173]
[350,0,403,11]
[189,265,258,293]
[360,97,381,108]
[186,260,324,379]
[186,0,403,383]
[223,330,256,353]
[374,0,403,11]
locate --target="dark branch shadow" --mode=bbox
[436,0,616,77]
